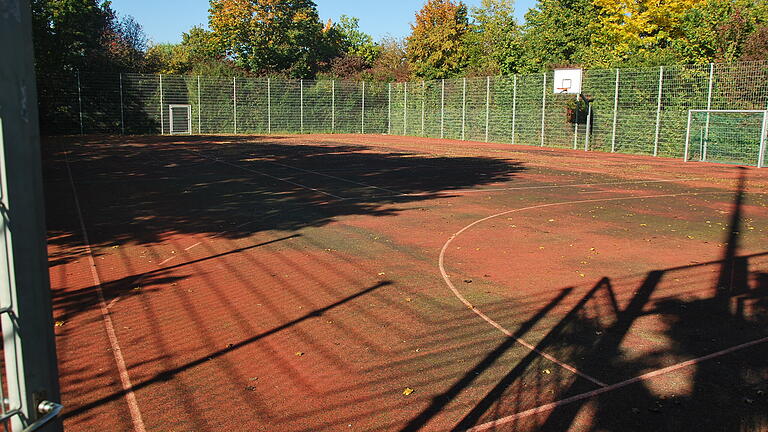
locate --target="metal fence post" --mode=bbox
[159,73,163,135]
[584,102,592,151]
[511,74,517,146]
[573,94,579,149]
[76,70,84,135]
[653,66,664,156]
[440,79,445,139]
[461,77,466,140]
[197,75,201,134]
[233,77,237,134]
[361,81,365,134]
[388,82,391,134]
[485,76,490,142]
[684,110,693,162]
[704,63,714,160]
[759,111,767,168]
[421,80,425,136]
[403,81,408,135]
[119,73,125,135]
[611,68,619,153]
[540,72,546,147]
[267,77,271,134]
[300,79,304,134]
[332,80,336,133]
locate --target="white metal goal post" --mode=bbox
[684,109,767,168]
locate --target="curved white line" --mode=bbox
[439,191,726,388]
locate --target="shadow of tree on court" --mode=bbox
[402,168,768,432]
[42,134,526,264]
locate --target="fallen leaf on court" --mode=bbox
[640,223,647,227]
[548,219,555,222]
[378,272,385,276]
[295,352,304,357]
[539,246,545,250]
[590,247,596,251]
[111,245,120,249]
[403,388,414,396]
[54,321,65,327]
[405,298,412,302]
[542,369,551,374]
[579,273,585,277]
[463,279,472,283]
[245,385,257,392]
[687,235,695,239]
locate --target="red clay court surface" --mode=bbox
[43,134,768,431]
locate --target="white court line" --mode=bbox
[439,190,727,391]
[269,161,406,195]
[192,151,346,200]
[466,334,768,431]
[65,152,148,432]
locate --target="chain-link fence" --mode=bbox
[38,61,768,166]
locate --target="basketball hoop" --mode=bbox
[556,88,569,93]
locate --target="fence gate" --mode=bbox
[169,104,192,135]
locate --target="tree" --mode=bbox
[675,0,768,63]
[589,0,706,66]
[208,0,337,77]
[367,37,411,82]
[406,0,470,79]
[145,26,239,75]
[464,0,519,76]
[335,15,380,65]
[515,0,600,72]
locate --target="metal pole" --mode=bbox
[388,82,391,134]
[421,80,425,136]
[759,111,767,168]
[197,75,201,134]
[541,72,546,147]
[573,94,579,150]
[159,74,163,135]
[300,79,304,134]
[440,79,445,139]
[653,66,664,156]
[331,79,336,133]
[611,68,619,153]
[403,81,408,135]
[233,77,237,134]
[118,73,125,135]
[361,81,365,134]
[704,63,714,161]
[511,75,517,146]
[485,76,490,142]
[683,110,693,162]
[461,77,466,140]
[584,102,592,151]
[267,78,271,134]
[76,70,83,135]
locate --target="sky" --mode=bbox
[109,0,536,45]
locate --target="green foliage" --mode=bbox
[464,0,519,76]
[335,15,380,65]
[31,0,147,73]
[675,0,768,63]
[208,0,338,78]
[514,0,600,72]
[406,0,470,79]
[145,26,242,75]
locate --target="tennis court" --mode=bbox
[44,133,768,431]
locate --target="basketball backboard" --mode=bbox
[553,68,583,94]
